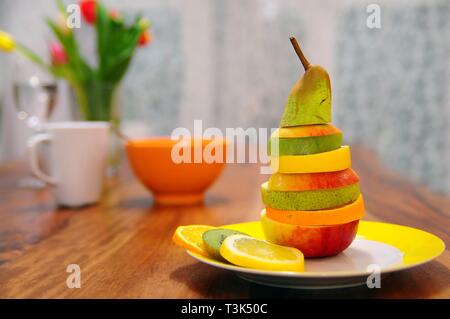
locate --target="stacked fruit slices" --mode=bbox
[173,38,365,272]
[261,124,365,258]
[259,37,365,258]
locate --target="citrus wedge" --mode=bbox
[265,194,365,226]
[220,234,304,272]
[173,225,215,256]
[271,145,351,173]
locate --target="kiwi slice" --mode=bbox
[268,132,342,156]
[202,229,248,260]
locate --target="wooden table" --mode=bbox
[0,145,449,298]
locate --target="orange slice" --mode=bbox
[265,195,365,226]
[172,225,215,256]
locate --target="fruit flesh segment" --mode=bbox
[268,168,359,192]
[220,234,304,272]
[172,225,215,256]
[264,194,365,226]
[272,124,341,139]
[271,145,351,174]
[234,237,298,260]
[261,211,359,258]
[269,133,342,156]
[202,228,247,260]
[261,182,360,211]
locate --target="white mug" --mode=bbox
[28,121,110,207]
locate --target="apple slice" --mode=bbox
[272,124,341,138]
[261,210,359,258]
[268,168,359,192]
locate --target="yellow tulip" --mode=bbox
[138,18,150,31]
[0,30,16,52]
[56,13,72,35]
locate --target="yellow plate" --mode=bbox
[186,220,445,289]
[271,146,351,173]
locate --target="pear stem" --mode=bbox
[290,37,310,71]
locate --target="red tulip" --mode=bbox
[80,0,96,24]
[138,30,152,47]
[50,42,68,65]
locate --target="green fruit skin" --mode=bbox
[261,182,360,211]
[202,229,248,260]
[280,66,332,127]
[268,132,342,156]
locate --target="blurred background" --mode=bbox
[0,0,449,194]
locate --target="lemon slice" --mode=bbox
[271,145,351,173]
[220,235,304,272]
[172,225,215,256]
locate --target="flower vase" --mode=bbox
[70,80,122,177]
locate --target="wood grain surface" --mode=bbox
[0,145,449,298]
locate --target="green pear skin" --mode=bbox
[269,132,342,156]
[280,65,332,127]
[261,182,360,211]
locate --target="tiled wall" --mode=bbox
[0,0,449,194]
[334,0,450,194]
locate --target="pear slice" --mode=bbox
[280,37,332,127]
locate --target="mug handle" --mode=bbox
[27,133,58,185]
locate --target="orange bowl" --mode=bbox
[126,137,227,205]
